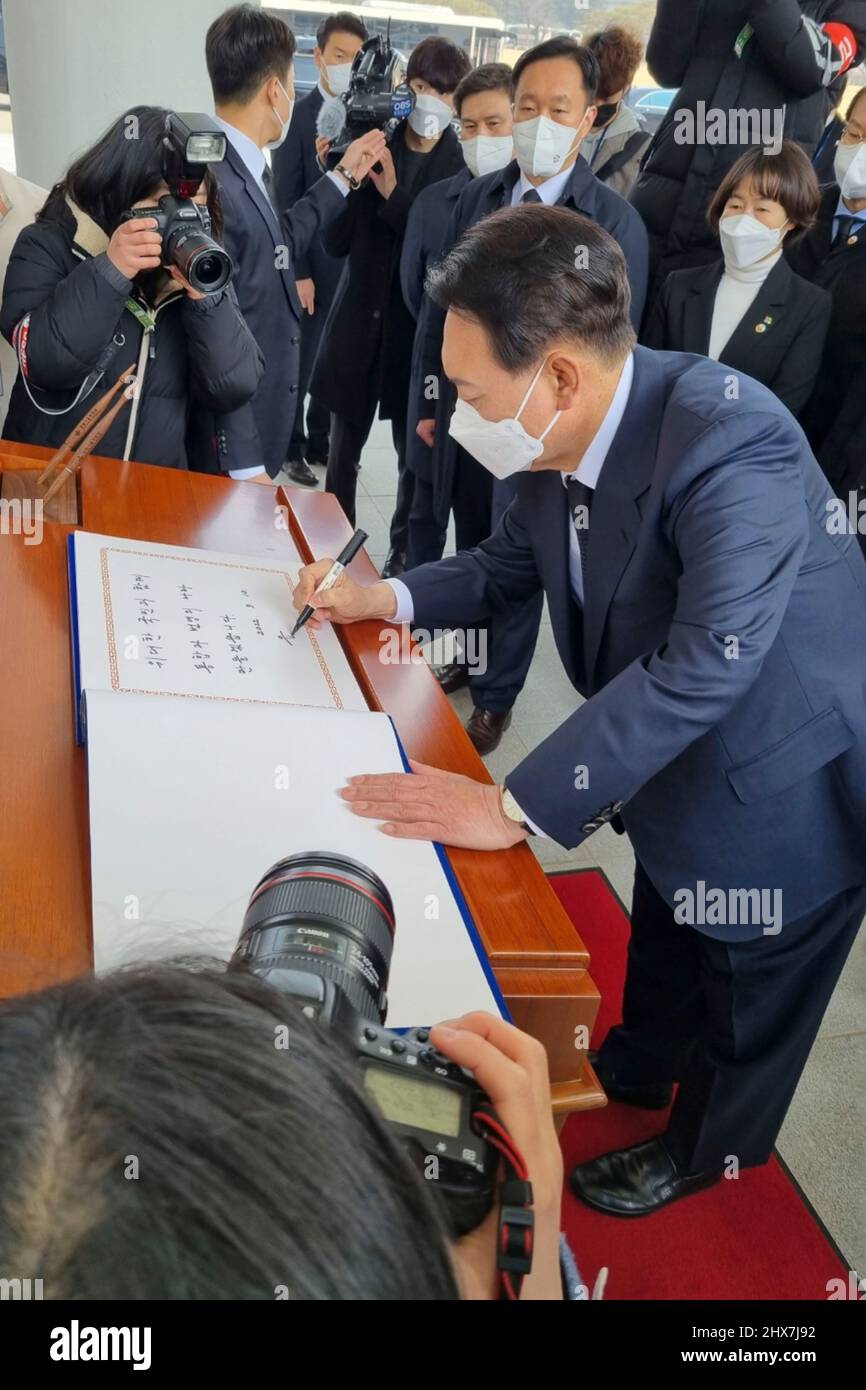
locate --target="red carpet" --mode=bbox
[551,868,851,1301]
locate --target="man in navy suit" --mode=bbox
[413,36,649,757]
[272,12,368,487]
[400,61,514,569]
[197,5,384,483]
[292,206,866,1217]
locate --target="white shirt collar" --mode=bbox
[563,351,634,490]
[213,115,267,185]
[317,78,330,101]
[512,163,574,207]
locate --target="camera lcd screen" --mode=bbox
[363,1064,462,1137]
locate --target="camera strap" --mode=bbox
[472,1102,535,1300]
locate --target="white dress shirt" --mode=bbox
[510,162,574,207]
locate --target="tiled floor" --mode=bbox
[279,414,866,1278]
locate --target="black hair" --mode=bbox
[427,203,635,369]
[406,35,472,96]
[206,3,296,106]
[37,106,223,240]
[708,140,822,240]
[454,62,513,118]
[316,11,368,50]
[512,36,599,103]
[0,962,460,1300]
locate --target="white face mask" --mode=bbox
[408,92,453,138]
[448,358,560,480]
[461,134,514,178]
[265,80,293,150]
[512,110,590,179]
[325,62,353,97]
[719,213,787,269]
[834,141,866,199]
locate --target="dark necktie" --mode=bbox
[566,478,593,599]
[261,163,280,220]
[833,213,860,246]
[521,188,543,204]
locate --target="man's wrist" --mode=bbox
[367,580,399,621]
[500,785,535,836]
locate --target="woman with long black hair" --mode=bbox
[0,106,263,470]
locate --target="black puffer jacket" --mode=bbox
[0,198,264,468]
[630,0,866,302]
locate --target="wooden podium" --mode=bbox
[0,445,604,1114]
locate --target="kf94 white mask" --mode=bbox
[325,62,353,97]
[461,134,514,178]
[512,111,590,179]
[448,358,561,480]
[719,213,787,268]
[408,93,453,138]
[834,141,866,199]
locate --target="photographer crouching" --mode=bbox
[0,849,582,1300]
[0,106,264,470]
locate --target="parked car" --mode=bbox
[627,86,677,134]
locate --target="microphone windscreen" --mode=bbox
[316,97,347,144]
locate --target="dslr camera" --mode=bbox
[119,112,232,295]
[318,28,414,162]
[231,850,498,1236]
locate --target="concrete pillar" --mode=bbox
[5,0,260,188]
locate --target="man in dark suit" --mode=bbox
[293,206,866,1217]
[787,85,866,554]
[414,36,649,755]
[272,12,368,487]
[400,61,514,570]
[310,36,471,575]
[197,4,385,484]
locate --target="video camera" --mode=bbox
[119,112,233,295]
[316,28,414,162]
[231,850,498,1236]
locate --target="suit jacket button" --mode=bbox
[289,384,298,393]
[290,336,299,346]
[372,309,382,320]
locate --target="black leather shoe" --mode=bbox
[466,706,512,756]
[570,1137,722,1218]
[306,452,329,469]
[286,458,318,488]
[381,549,406,579]
[433,661,470,695]
[589,1049,674,1110]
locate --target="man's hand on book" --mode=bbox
[340,759,530,851]
[292,558,398,627]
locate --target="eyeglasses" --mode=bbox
[839,124,866,145]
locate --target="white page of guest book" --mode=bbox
[69,530,368,737]
[85,690,503,1028]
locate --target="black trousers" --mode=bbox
[406,440,495,569]
[326,398,408,542]
[597,860,866,1172]
[288,295,332,462]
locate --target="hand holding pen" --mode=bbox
[290,529,373,637]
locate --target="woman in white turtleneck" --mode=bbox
[643,141,832,419]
